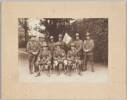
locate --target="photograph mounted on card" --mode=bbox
[1,1,126,100]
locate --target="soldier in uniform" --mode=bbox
[67,43,82,76]
[74,33,83,56]
[48,36,55,70]
[74,33,83,71]
[83,32,94,72]
[53,42,67,75]
[35,42,52,76]
[26,35,40,74]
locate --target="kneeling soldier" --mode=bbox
[53,42,67,75]
[36,42,52,76]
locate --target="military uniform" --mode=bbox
[49,36,55,55]
[53,42,67,74]
[67,43,82,75]
[36,42,52,76]
[48,36,55,70]
[83,32,94,72]
[74,33,83,58]
[67,43,77,74]
[27,35,40,74]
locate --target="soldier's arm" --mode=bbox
[78,40,83,52]
[89,40,94,52]
[83,40,88,52]
[53,51,57,60]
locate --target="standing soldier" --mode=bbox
[53,42,67,75]
[36,42,52,76]
[26,35,40,74]
[48,36,55,70]
[74,33,83,56]
[74,33,83,71]
[83,32,94,72]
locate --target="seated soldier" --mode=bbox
[67,43,82,76]
[66,43,77,75]
[35,42,52,77]
[53,42,67,75]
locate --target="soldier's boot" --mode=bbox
[29,65,33,74]
[35,72,41,77]
[78,65,82,76]
[47,65,51,77]
[91,63,94,72]
[64,65,67,74]
[57,65,60,75]
[68,65,72,76]
[84,63,87,71]
[34,65,39,72]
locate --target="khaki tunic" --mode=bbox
[37,49,52,65]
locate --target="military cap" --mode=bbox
[50,36,54,39]
[58,34,62,37]
[86,32,90,36]
[76,33,80,36]
[42,42,48,47]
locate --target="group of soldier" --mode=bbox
[27,32,94,77]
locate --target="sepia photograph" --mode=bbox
[18,18,108,82]
[2,1,126,99]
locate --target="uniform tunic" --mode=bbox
[56,41,66,50]
[53,48,66,66]
[67,49,77,65]
[83,39,94,54]
[83,39,94,70]
[74,39,83,58]
[27,39,40,73]
[37,49,52,65]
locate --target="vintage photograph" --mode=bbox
[2,1,125,99]
[18,18,108,82]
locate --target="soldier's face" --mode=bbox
[59,37,62,41]
[86,36,90,40]
[76,36,79,40]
